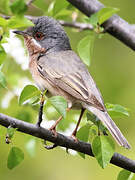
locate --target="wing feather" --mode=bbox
[37,50,105,110]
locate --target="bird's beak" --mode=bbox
[13,30,29,37]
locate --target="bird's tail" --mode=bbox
[87,106,130,149]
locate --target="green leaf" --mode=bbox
[92,135,115,168]
[8,16,34,29]
[0,0,10,14]
[86,13,98,27]
[106,103,129,117]
[7,127,16,139]
[54,9,72,19]
[53,0,69,16]
[10,0,27,15]
[47,1,55,16]
[19,85,40,105]
[7,147,24,170]
[89,125,98,142]
[77,33,95,66]
[87,113,97,125]
[25,139,36,158]
[87,7,119,27]
[0,45,6,65]
[15,110,32,122]
[77,124,90,158]
[0,30,10,44]
[49,96,67,118]
[67,4,75,10]
[33,0,48,12]
[0,17,8,27]
[77,124,90,142]
[117,169,135,180]
[28,96,40,105]
[87,113,108,134]
[98,7,119,25]
[0,70,7,88]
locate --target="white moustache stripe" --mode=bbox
[31,38,41,48]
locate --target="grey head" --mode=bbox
[14,16,71,53]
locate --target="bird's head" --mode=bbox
[14,16,71,55]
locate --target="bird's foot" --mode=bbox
[49,125,58,137]
[44,125,58,150]
[70,132,78,143]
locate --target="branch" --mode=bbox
[0,113,135,172]
[59,20,93,31]
[67,0,135,51]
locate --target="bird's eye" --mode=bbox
[34,32,44,41]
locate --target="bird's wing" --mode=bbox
[37,50,105,110]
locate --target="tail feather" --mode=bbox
[87,106,130,149]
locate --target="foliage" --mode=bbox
[7,147,24,169]
[106,103,129,117]
[0,69,7,88]
[0,0,132,179]
[25,138,37,158]
[19,85,40,105]
[77,33,95,66]
[76,123,91,158]
[86,7,119,27]
[92,135,115,168]
[117,170,135,180]
[48,96,67,118]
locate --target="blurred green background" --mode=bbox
[0,0,135,179]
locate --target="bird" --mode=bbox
[14,16,130,149]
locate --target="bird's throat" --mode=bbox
[24,35,46,56]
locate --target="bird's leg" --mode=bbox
[71,108,85,141]
[36,93,44,127]
[44,108,70,150]
[49,115,63,136]
[49,108,71,136]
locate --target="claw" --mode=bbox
[48,115,63,137]
[70,134,78,143]
[49,126,58,137]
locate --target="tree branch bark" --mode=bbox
[67,0,135,51]
[0,113,135,172]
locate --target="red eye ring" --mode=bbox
[34,32,44,41]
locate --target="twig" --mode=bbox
[0,113,135,172]
[67,0,135,51]
[59,20,93,31]
[36,93,44,126]
[26,0,35,6]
